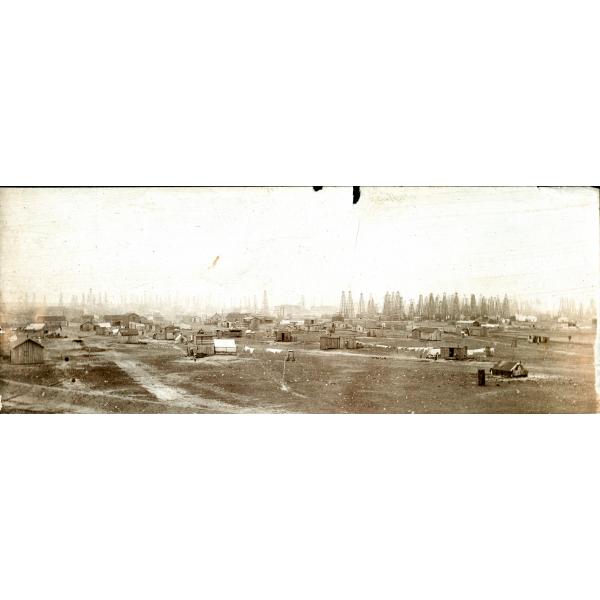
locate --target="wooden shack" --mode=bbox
[10,338,45,364]
[367,328,382,337]
[119,328,139,343]
[411,327,442,341]
[440,344,468,360]
[491,360,528,378]
[320,336,341,350]
[343,337,359,349]
[80,321,94,332]
[94,322,112,335]
[189,342,215,357]
[274,331,296,342]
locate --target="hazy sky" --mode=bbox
[1,187,598,308]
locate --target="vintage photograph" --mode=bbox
[1,186,598,413]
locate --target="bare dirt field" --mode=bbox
[1,325,597,413]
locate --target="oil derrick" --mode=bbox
[382,292,391,316]
[357,293,365,316]
[262,290,270,315]
[393,291,401,317]
[347,291,355,319]
[367,294,376,316]
[339,291,347,317]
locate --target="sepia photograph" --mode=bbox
[1,186,598,414]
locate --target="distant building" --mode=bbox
[274,331,296,342]
[411,327,442,341]
[94,322,112,335]
[36,315,67,327]
[80,321,95,332]
[440,343,468,360]
[457,320,481,328]
[514,315,537,323]
[119,329,139,343]
[528,335,549,344]
[24,323,46,338]
[11,338,45,364]
[103,314,126,327]
[320,336,341,350]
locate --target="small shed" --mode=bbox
[80,321,95,332]
[491,360,528,378]
[94,322,112,335]
[214,338,237,354]
[440,343,468,360]
[367,328,385,337]
[11,338,45,364]
[343,337,359,349]
[528,335,549,344]
[411,327,442,341]
[320,336,341,350]
[24,323,46,337]
[119,328,139,343]
[189,342,215,357]
[163,325,179,340]
[274,331,296,342]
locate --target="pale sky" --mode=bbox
[1,187,598,309]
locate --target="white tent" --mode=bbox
[214,338,237,354]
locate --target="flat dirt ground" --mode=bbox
[1,325,597,413]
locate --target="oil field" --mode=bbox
[0,312,596,413]
[1,186,598,413]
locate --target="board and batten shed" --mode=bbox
[10,338,45,364]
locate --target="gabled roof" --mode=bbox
[12,338,44,349]
[412,326,439,333]
[25,323,45,331]
[492,360,521,371]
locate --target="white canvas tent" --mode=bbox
[213,338,237,354]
